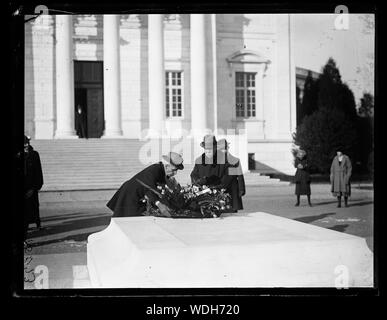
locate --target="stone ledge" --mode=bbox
[87,212,373,288]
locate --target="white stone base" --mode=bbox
[87,212,373,288]
[248,140,296,175]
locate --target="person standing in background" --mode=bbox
[217,138,245,212]
[330,149,352,208]
[75,104,87,138]
[294,149,312,207]
[24,135,44,239]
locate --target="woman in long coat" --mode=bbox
[330,149,352,208]
[294,149,312,206]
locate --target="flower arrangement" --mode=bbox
[141,181,231,218]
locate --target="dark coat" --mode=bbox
[107,162,167,217]
[24,147,44,224]
[294,157,311,195]
[190,152,245,211]
[75,109,87,138]
[220,152,245,211]
[191,152,226,187]
[330,155,352,196]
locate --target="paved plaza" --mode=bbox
[24,182,373,289]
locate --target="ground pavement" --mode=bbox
[23,182,373,289]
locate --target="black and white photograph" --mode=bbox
[12,3,377,298]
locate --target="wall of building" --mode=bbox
[24,13,296,174]
[215,14,295,142]
[25,15,56,139]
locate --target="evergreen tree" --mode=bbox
[293,58,361,173]
[358,92,374,118]
[293,108,358,173]
[317,58,342,111]
[301,71,319,118]
[356,92,374,175]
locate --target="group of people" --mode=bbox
[21,132,354,239]
[107,134,246,217]
[293,148,352,208]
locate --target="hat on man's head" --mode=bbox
[162,152,184,170]
[200,134,217,149]
[217,138,229,151]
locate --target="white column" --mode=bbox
[211,14,218,136]
[103,15,123,137]
[148,14,165,138]
[55,15,77,139]
[190,14,208,137]
[289,14,297,135]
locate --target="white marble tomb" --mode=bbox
[87,212,373,288]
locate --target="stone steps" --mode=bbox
[31,139,288,191]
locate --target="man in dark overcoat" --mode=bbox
[190,135,245,212]
[191,135,225,187]
[107,152,184,217]
[24,135,44,238]
[216,138,246,212]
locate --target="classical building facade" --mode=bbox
[25,14,297,174]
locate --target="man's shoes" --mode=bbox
[295,203,300,207]
[337,204,341,208]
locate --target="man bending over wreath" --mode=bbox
[106,152,184,217]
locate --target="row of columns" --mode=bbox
[54,14,208,139]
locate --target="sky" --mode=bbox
[293,14,374,105]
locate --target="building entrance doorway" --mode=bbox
[74,61,104,138]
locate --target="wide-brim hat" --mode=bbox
[200,134,217,149]
[162,152,184,170]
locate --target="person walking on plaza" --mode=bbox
[330,148,352,208]
[294,149,312,206]
[216,138,246,212]
[24,135,44,238]
[107,152,184,217]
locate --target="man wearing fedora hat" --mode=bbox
[217,138,246,212]
[191,134,227,187]
[107,152,184,217]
